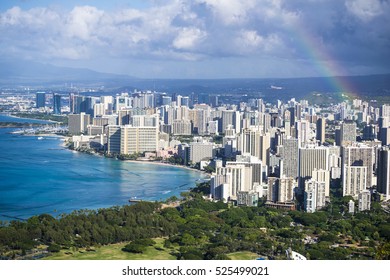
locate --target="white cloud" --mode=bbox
[0,0,389,77]
[197,0,256,25]
[65,6,105,41]
[345,0,384,22]
[173,27,207,50]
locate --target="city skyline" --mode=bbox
[0,0,389,80]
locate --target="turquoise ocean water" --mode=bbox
[0,114,203,220]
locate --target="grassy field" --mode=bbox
[44,238,260,260]
[227,251,259,260]
[44,238,177,260]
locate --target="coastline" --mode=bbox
[0,112,58,124]
[62,139,208,177]
[64,145,209,182]
[122,159,208,175]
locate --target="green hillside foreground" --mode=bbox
[1,191,389,260]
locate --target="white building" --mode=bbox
[348,200,355,214]
[68,113,90,135]
[304,179,326,213]
[358,190,371,211]
[188,140,215,163]
[343,166,367,197]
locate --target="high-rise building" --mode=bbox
[191,109,207,135]
[131,114,158,127]
[267,177,295,203]
[209,95,219,107]
[100,96,114,115]
[212,164,248,199]
[161,95,172,106]
[93,103,105,117]
[120,126,158,154]
[304,179,326,213]
[362,124,377,141]
[380,104,390,118]
[343,166,367,197]
[210,172,232,201]
[107,125,121,154]
[181,96,190,107]
[107,114,159,155]
[377,146,390,200]
[115,94,131,113]
[172,120,192,135]
[227,154,263,186]
[84,96,96,116]
[53,93,61,114]
[298,145,329,190]
[221,110,235,133]
[316,117,325,144]
[280,137,299,178]
[36,92,46,108]
[296,120,311,146]
[188,141,215,163]
[342,144,374,188]
[239,128,270,166]
[133,93,155,109]
[207,120,219,135]
[380,127,390,146]
[68,113,90,135]
[312,169,330,198]
[340,121,357,146]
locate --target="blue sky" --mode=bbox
[0,0,389,79]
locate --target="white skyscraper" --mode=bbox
[298,145,329,191]
[304,179,326,213]
[343,166,367,197]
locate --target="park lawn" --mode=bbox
[227,251,259,260]
[44,238,177,260]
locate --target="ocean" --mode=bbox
[0,114,204,221]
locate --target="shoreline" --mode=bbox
[0,112,59,124]
[122,159,208,175]
[62,140,208,177]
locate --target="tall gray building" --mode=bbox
[68,113,90,135]
[377,146,390,200]
[280,137,299,179]
[316,117,325,144]
[107,125,121,154]
[340,121,357,146]
[36,92,46,108]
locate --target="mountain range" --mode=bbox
[1,59,389,104]
[0,59,134,86]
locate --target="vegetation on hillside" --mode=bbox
[0,185,389,260]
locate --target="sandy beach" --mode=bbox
[123,159,209,175]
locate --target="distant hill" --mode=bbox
[0,59,135,86]
[0,58,389,104]
[125,74,390,103]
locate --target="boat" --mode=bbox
[129,197,142,203]
[37,137,44,140]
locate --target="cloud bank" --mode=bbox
[0,0,389,78]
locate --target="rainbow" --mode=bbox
[291,18,357,95]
